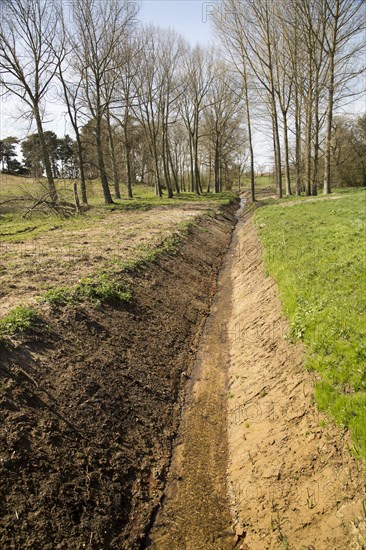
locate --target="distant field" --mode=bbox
[0,174,235,317]
[255,188,366,461]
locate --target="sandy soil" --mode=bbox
[0,205,210,317]
[227,209,366,549]
[145,202,366,549]
[145,219,235,549]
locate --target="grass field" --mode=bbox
[0,174,236,324]
[255,188,366,462]
[0,174,235,242]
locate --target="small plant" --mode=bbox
[41,288,74,305]
[0,306,36,337]
[40,273,132,307]
[76,273,132,304]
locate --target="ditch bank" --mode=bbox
[0,203,238,549]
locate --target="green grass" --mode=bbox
[41,272,132,307]
[0,306,37,339]
[255,188,366,462]
[99,189,236,211]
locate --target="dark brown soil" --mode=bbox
[0,205,237,549]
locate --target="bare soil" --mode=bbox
[0,206,237,549]
[145,212,236,549]
[1,198,365,550]
[144,203,366,550]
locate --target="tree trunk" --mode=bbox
[162,128,173,198]
[194,117,201,195]
[214,135,220,193]
[270,89,282,198]
[106,110,121,199]
[312,72,320,196]
[305,54,313,196]
[96,114,114,205]
[242,58,255,201]
[295,87,302,196]
[153,144,162,197]
[324,54,335,194]
[123,120,133,199]
[73,181,81,213]
[75,134,88,204]
[189,133,194,193]
[168,142,180,193]
[248,120,255,202]
[34,110,58,203]
[282,110,291,196]
[271,103,282,198]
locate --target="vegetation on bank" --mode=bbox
[255,189,366,462]
[39,218,203,307]
[0,193,233,342]
[0,306,37,341]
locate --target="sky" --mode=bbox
[141,0,215,45]
[0,0,217,141]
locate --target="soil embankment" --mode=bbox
[145,202,366,549]
[226,209,366,549]
[1,198,365,550]
[0,204,237,549]
[145,205,237,549]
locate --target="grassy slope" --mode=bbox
[255,189,366,462]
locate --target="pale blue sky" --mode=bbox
[0,0,218,140]
[140,0,215,45]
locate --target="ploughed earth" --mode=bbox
[1,199,365,549]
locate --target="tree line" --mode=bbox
[214,0,365,198]
[0,0,246,205]
[0,0,364,205]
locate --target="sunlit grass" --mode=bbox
[255,188,366,462]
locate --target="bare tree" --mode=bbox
[54,9,89,204]
[110,34,143,199]
[70,0,138,204]
[158,30,185,198]
[213,4,256,200]
[214,0,283,198]
[180,45,214,195]
[204,61,244,193]
[0,0,63,202]
[132,27,164,197]
[323,0,365,194]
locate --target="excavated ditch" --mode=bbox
[2,197,365,550]
[0,203,238,550]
